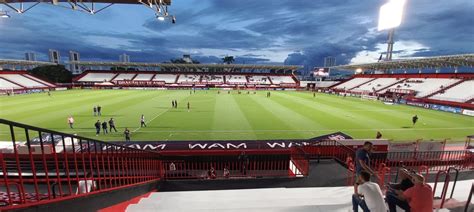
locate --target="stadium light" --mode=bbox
[157,16,165,21]
[378,0,406,31]
[378,0,406,61]
[355,68,363,74]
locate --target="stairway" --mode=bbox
[423,79,465,98]
[348,78,377,91]
[375,78,407,93]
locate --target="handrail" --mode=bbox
[447,167,459,199]
[465,183,473,212]
[0,119,159,155]
[433,170,450,209]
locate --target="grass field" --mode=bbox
[0,89,473,142]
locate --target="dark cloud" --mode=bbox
[0,0,472,74]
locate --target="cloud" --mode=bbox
[0,0,472,74]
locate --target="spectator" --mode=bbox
[169,162,176,171]
[386,173,433,212]
[76,172,96,194]
[355,142,376,178]
[67,116,74,129]
[223,167,230,178]
[352,171,387,212]
[384,168,415,211]
[238,152,249,175]
[208,166,217,179]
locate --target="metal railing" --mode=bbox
[0,119,163,208]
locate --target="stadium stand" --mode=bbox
[269,75,296,85]
[351,77,403,93]
[76,72,116,82]
[248,76,271,85]
[201,75,224,84]
[0,71,56,93]
[225,75,248,84]
[380,78,461,97]
[112,73,136,81]
[177,74,200,84]
[430,80,474,103]
[152,74,177,83]
[332,77,374,90]
[0,78,23,90]
[330,73,474,110]
[133,73,155,81]
[74,71,298,87]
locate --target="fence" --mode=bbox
[161,148,309,180]
[0,119,163,208]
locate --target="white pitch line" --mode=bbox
[132,109,171,133]
[46,126,474,134]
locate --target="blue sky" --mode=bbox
[0,0,473,72]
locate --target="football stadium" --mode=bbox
[0,0,473,211]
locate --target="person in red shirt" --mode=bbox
[386,173,433,212]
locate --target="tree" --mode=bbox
[28,65,72,83]
[222,56,235,64]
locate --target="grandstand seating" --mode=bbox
[226,75,248,84]
[351,78,402,93]
[74,71,299,87]
[0,72,55,91]
[153,74,177,83]
[0,78,22,90]
[269,76,296,84]
[430,80,474,103]
[248,76,271,85]
[113,73,136,81]
[77,73,116,82]
[201,75,224,84]
[381,78,461,97]
[133,74,155,81]
[1,74,47,88]
[332,78,374,90]
[177,74,200,84]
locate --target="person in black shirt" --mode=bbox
[124,128,131,142]
[94,120,101,136]
[109,118,117,132]
[93,106,97,116]
[376,131,382,139]
[412,115,418,126]
[97,105,102,116]
[101,121,108,134]
[355,142,376,180]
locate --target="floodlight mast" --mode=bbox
[386,29,395,61]
[378,0,406,61]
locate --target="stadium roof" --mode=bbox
[1,0,171,5]
[70,61,302,71]
[0,59,56,66]
[332,54,474,71]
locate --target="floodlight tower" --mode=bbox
[378,0,406,61]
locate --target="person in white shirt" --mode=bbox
[352,171,387,212]
[76,172,96,194]
[67,116,74,129]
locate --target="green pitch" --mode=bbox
[0,90,473,142]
